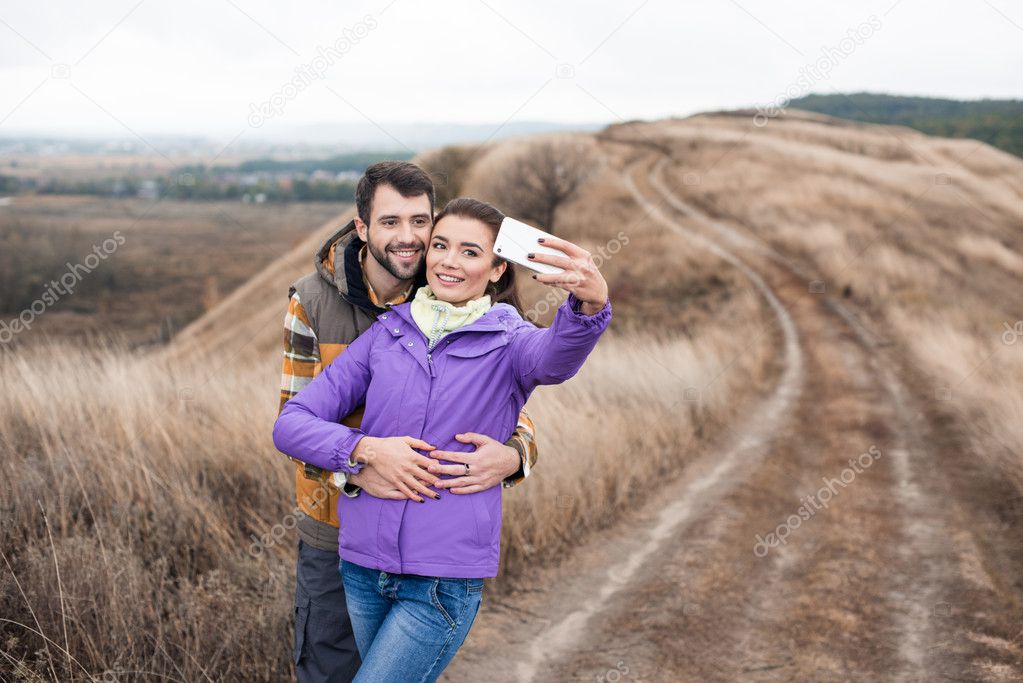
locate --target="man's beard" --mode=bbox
[367,238,425,281]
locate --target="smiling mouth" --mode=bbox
[435,273,465,284]
[389,248,421,259]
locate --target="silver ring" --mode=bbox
[464,463,470,474]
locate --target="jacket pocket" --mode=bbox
[293,595,309,666]
[468,493,494,547]
[338,495,381,558]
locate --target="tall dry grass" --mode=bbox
[499,295,775,578]
[2,117,804,680]
[1,340,290,681]
[0,215,769,678]
[1,280,772,679]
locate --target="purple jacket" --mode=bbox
[272,292,611,578]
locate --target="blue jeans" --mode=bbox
[339,559,484,682]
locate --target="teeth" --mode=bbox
[393,250,417,257]
[437,274,463,283]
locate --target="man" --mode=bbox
[278,161,539,683]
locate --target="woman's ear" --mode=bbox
[490,259,507,283]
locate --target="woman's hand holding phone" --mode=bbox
[527,235,609,315]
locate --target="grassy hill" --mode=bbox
[3,108,1023,680]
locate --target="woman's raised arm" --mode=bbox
[509,292,611,391]
[509,234,612,390]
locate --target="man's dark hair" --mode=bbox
[356,161,435,226]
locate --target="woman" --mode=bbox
[273,197,611,681]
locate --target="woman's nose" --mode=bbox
[440,250,459,268]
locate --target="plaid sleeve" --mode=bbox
[279,292,319,414]
[279,291,344,486]
[501,407,538,488]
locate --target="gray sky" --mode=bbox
[1,0,1021,140]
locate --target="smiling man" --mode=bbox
[277,161,539,683]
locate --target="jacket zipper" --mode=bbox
[426,304,449,378]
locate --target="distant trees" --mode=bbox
[791,93,1023,159]
[473,137,601,233]
[416,145,477,207]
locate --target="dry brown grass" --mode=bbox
[0,339,291,680]
[0,305,771,679]
[2,128,776,679]
[499,291,774,579]
[10,108,1018,680]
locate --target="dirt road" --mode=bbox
[442,151,1023,682]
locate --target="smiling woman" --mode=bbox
[272,195,611,681]
[427,198,520,310]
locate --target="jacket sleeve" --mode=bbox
[509,292,611,392]
[279,291,319,414]
[272,322,379,475]
[501,408,538,489]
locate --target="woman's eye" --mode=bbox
[463,250,478,257]
[432,242,444,250]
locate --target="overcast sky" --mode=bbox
[1,0,1021,140]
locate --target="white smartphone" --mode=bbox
[494,217,566,275]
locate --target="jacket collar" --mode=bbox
[388,293,519,336]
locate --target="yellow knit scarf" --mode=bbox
[410,285,492,351]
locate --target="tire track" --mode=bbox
[644,154,940,676]
[636,151,1020,681]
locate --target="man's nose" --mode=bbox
[397,220,416,243]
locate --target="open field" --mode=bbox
[3,109,1023,681]
[0,196,347,347]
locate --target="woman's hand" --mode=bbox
[351,435,441,502]
[426,433,522,494]
[526,235,609,315]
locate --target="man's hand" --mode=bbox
[426,433,521,494]
[347,467,409,500]
[352,435,441,503]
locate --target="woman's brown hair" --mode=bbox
[433,197,523,313]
